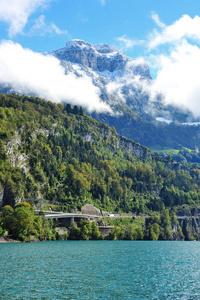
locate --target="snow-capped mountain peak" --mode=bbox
[47,39,151,79]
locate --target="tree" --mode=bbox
[12,203,36,241]
[79,219,92,240]
[65,103,72,113]
[2,205,14,233]
[2,202,56,242]
[69,222,80,240]
[160,209,172,240]
[149,223,160,240]
[91,222,100,240]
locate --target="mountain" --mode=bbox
[1,93,200,217]
[1,39,200,152]
[47,40,200,152]
[48,39,151,79]
[47,39,153,115]
[48,40,150,77]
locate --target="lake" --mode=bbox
[0,241,200,299]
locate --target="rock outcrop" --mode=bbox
[177,217,200,240]
[0,188,4,209]
[48,39,151,78]
[81,204,102,216]
[83,128,151,160]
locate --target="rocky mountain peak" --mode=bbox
[65,39,92,49]
[49,40,151,78]
[65,39,118,54]
[93,43,117,54]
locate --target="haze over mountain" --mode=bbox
[46,40,200,151]
[0,39,197,122]
[48,39,198,119]
[46,40,169,117]
[1,39,200,151]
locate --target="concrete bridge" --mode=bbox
[35,210,100,226]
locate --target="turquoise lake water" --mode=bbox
[0,241,200,299]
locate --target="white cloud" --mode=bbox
[30,15,68,36]
[149,14,200,49]
[151,13,165,29]
[149,40,200,117]
[115,14,200,118]
[134,13,200,117]
[0,0,53,37]
[106,72,150,104]
[117,35,144,50]
[125,58,149,69]
[106,81,126,103]
[0,41,111,113]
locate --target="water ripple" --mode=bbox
[0,241,200,299]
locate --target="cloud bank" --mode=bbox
[149,41,200,117]
[149,14,200,49]
[148,14,200,117]
[115,14,200,117]
[0,41,111,113]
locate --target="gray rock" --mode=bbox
[46,39,154,116]
[0,188,4,209]
[101,211,110,217]
[81,203,101,216]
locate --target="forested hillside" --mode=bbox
[92,107,200,151]
[0,93,200,214]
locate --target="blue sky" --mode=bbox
[1,0,200,56]
[1,0,200,115]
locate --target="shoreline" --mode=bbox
[0,236,21,243]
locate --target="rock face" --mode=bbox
[47,39,153,116]
[83,128,151,160]
[6,131,29,173]
[177,217,200,240]
[2,186,16,207]
[0,188,4,209]
[81,203,102,216]
[48,39,151,78]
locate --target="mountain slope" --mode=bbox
[0,94,200,214]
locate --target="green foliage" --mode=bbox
[68,222,80,240]
[103,212,183,241]
[92,104,200,150]
[104,217,145,240]
[160,209,173,240]
[149,223,160,241]
[68,220,100,240]
[1,202,56,241]
[1,94,200,216]
[0,216,3,235]
[91,221,101,240]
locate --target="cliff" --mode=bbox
[177,216,200,240]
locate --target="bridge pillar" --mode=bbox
[70,217,74,226]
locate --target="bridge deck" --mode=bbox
[36,211,100,219]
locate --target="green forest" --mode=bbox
[0,93,200,216]
[92,103,200,150]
